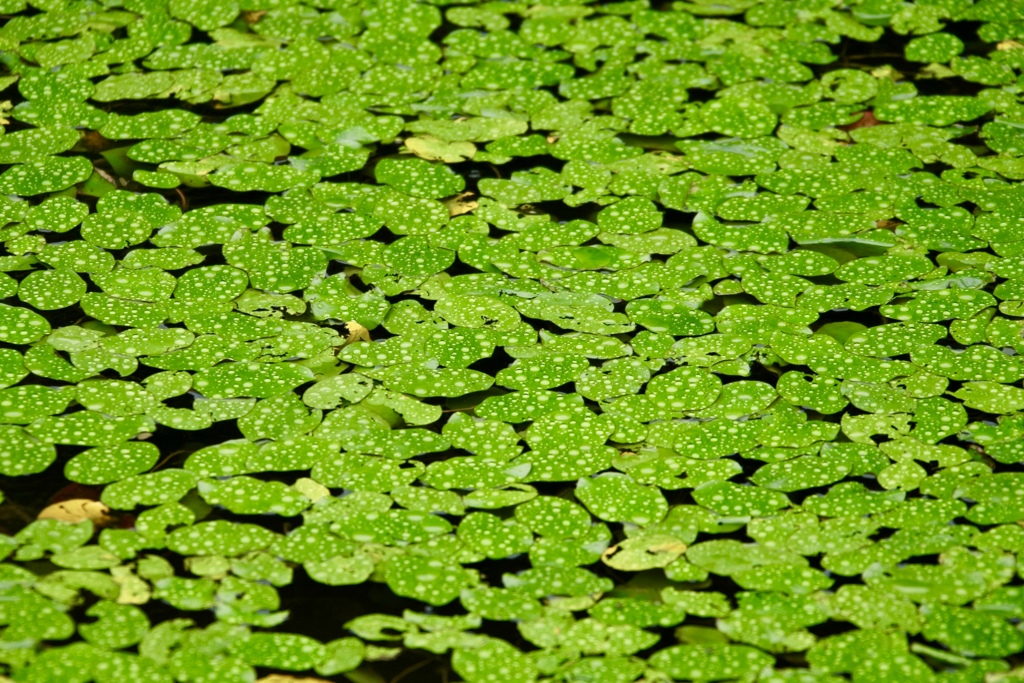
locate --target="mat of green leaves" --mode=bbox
[2,0,1024,681]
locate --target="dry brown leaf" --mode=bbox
[37,498,111,525]
[79,130,111,153]
[840,111,880,131]
[93,166,117,185]
[997,40,1024,51]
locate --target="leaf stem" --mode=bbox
[390,656,435,683]
[343,664,387,683]
[149,449,187,473]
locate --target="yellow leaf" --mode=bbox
[444,191,479,217]
[37,499,111,525]
[405,136,476,163]
[292,477,330,502]
[111,565,151,605]
[343,321,371,344]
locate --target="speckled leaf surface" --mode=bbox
[0,1,1022,681]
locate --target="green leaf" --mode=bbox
[375,156,465,198]
[79,602,150,650]
[953,382,1024,413]
[210,163,319,192]
[452,639,538,683]
[0,4,1019,673]
[0,126,79,164]
[102,469,199,509]
[174,265,248,302]
[777,372,848,414]
[875,95,992,127]
[700,99,778,137]
[693,481,791,517]
[168,520,276,557]
[504,565,613,598]
[373,187,449,235]
[457,512,533,559]
[101,110,201,140]
[385,554,473,606]
[649,644,775,681]
[677,138,784,176]
[194,362,315,399]
[199,477,310,516]
[597,196,662,235]
[18,269,87,310]
[0,155,92,195]
[0,425,57,475]
[922,603,1023,658]
[905,32,964,62]
[496,354,589,391]
[645,366,722,412]
[65,443,160,485]
[231,632,325,671]
[380,364,493,397]
[575,474,668,526]
[802,481,905,518]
